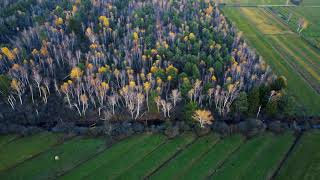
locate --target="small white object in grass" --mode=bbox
[54,156,60,161]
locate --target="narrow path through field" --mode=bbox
[57,136,121,178]
[84,134,166,179]
[59,134,150,180]
[206,137,246,178]
[0,135,20,149]
[149,134,219,180]
[210,134,273,179]
[271,131,303,179]
[267,36,320,93]
[0,137,106,180]
[144,135,198,179]
[254,8,320,90]
[171,139,221,180]
[274,130,320,180]
[113,133,195,180]
[0,132,64,172]
[180,135,245,180]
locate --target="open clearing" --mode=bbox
[1,131,319,179]
[269,0,320,48]
[221,1,320,115]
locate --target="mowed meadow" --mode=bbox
[221,0,320,115]
[0,131,319,179]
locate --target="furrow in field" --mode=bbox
[115,133,196,180]
[0,134,19,148]
[210,133,274,179]
[267,35,320,92]
[222,7,320,115]
[0,132,63,172]
[263,8,320,65]
[241,132,295,180]
[246,8,320,87]
[0,137,106,180]
[179,134,245,180]
[149,134,219,180]
[59,134,150,180]
[275,130,320,180]
[84,134,167,180]
[277,35,320,69]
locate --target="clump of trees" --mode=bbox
[0,0,294,128]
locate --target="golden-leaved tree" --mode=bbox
[193,110,214,128]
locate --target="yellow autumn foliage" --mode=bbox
[211,75,217,81]
[101,82,109,90]
[143,82,151,92]
[188,33,196,41]
[1,47,15,60]
[60,82,69,93]
[70,67,83,79]
[205,5,213,15]
[98,66,107,74]
[133,32,139,41]
[99,16,110,27]
[40,46,48,56]
[55,17,64,26]
[32,49,39,56]
[150,66,158,73]
[72,5,77,13]
[193,109,214,127]
[156,77,162,86]
[11,79,21,91]
[129,81,136,88]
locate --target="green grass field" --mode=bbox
[0,131,319,179]
[180,134,244,179]
[269,0,320,49]
[0,134,18,148]
[60,134,151,179]
[0,137,106,180]
[85,134,166,179]
[0,132,62,171]
[116,133,195,180]
[240,132,294,180]
[211,133,274,179]
[211,132,294,179]
[222,6,320,115]
[276,130,320,180]
[150,134,220,180]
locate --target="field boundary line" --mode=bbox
[270,131,303,180]
[237,135,275,179]
[258,29,319,95]
[0,133,76,173]
[56,135,134,178]
[275,35,320,69]
[80,134,152,179]
[264,7,320,55]
[223,7,320,115]
[55,142,107,178]
[110,137,168,179]
[0,135,21,149]
[267,36,320,94]
[206,137,246,178]
[144,135,198,179]
[238,7,320,94]
[174,137,221,179]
